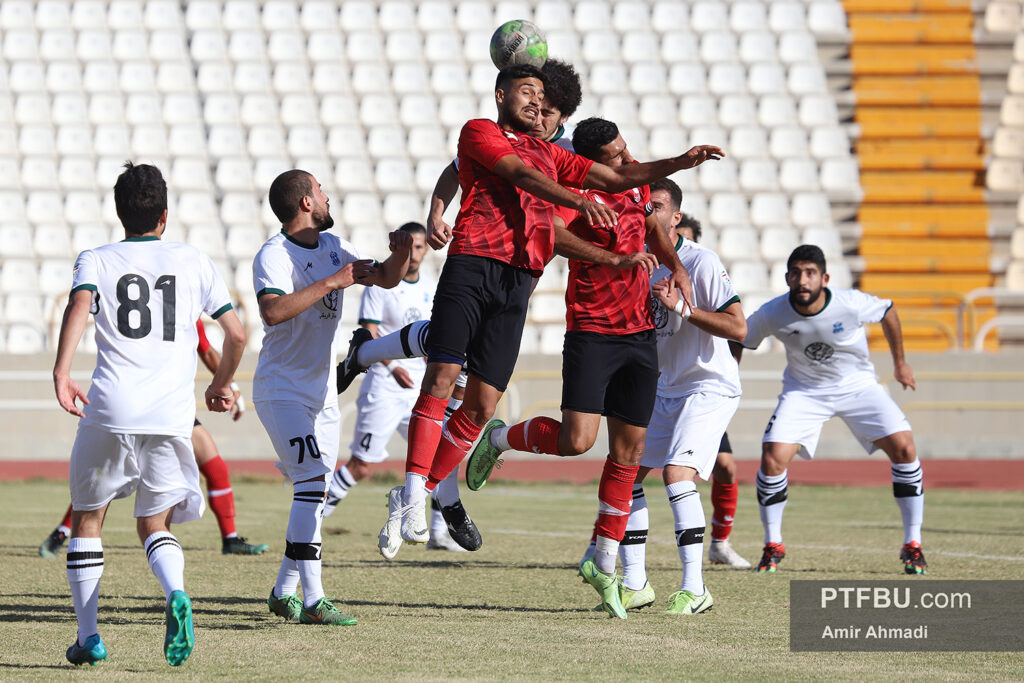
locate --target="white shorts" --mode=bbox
[641,392,740,480]
[69,423,204,523]
[255,400,340,483]
[348,381,416,463]
[762,382,912,459]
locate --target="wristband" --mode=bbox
[230,382,240,392]
[673,299,691,320]
[235,395,246,412]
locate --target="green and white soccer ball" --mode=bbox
[489,19,548,69]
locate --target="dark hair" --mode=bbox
[787,244,827,273]
[495,64,546,92]
[113,162,167,235]
[268,170,313,224]
[678,213,703,242]
[399,221,426,235]
[540,59,582,119]
[572,117,619,161]
[649,178,682,211]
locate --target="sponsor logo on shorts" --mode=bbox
[330,251,341,266]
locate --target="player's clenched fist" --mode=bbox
[578,197,619,228]
[388,229,413,252]
[204,383,236,413]
[614,251,659,274]
[427,213,452,250]
[680,145,725,168]
[326,259,376,289]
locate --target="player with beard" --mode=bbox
[254,170,412,626]
[739,245,925,575]
[376,65,723,568]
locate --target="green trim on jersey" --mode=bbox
[550,124,566,143]
[358,318,381,325]
[256,287,286,299]
[210,303,233,319]
[674,234,685,251]
[791,287,832,317]
[881,301,894,319]
[716,295,741,312]
[281,229,318,250]
[71,283,97,293]
[121,235,160,242]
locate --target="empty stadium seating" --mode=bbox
[0,0,872,353]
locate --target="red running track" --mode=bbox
[3,459,1023,490]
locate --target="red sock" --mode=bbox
[426,408,483,490]
[199,455,236,538]
[711,480,738,541]
[506,416,561,455]
[59,504,72,531]
[406,393,448,477]
[594,457,638,542]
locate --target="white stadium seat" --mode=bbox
[730,126,770,159]
[770,126,810,159]
[701,32,739,64]
[38,258,74,294]
[622,32,660,64]
[820,158,863,202]
[308,32,344,63]
[583,31,621,64]
[791,192,832,227]
[749,63,787,95]
[0,259,40,293]
[691,1,728,33]
[779,158,820,192]
[668,63,708,95]
[739,158,779,192]
[37,1,72,30]
[709,63,747,96]
[740,32,777,64]
[335,157,375,193]
[750,192,790,227]
[0,224,34,257]
[760,226,801,262]
[731,2,768,32]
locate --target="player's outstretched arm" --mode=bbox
[553,220,657,273]
[427,162,459,250]
[881,307,915,390]
[205,310,246,413]
[53,290,92,418]
[259,260,377,326]
[491,155,620,228]
[583,146,725,194]
[652,279,747,342]
[355,230,413,289]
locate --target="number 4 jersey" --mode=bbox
[71,237,234,437]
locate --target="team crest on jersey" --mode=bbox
[322,290,338,312]
[651,295,670,331]
[804,341,834,363]
[330,251,340,266]
[403,307,423,325]
[833,321,844,334]
[629,187,642,204]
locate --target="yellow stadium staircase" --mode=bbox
[843,0,1000,350]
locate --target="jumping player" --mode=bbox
[54,162,245,666]
[740,244,925,575]
[40,320,269,558]
[650,187,749,569]
[465,119,706,619]
[321,222,465,554]
[254,170,411,627]
[378,65,722,568]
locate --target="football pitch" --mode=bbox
[2,478,1022,680]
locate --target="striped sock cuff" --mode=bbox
[67,537,104,577]
[892,460,923,497]
[144,533,182,560]
[756,469,789,506]
[293,487,327,504]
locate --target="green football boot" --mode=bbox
[164,590,195,666]
[299,597,357,626]
[579,558,626,619]
[665,588,714,615]
[222,536,270,555]
[66,634,107,666]
[268,590,302,623]
[621,581,656,611]
[465,419,506,491]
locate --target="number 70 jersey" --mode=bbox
[71,238,234,437]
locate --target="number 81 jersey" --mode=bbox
[71,237,234,436]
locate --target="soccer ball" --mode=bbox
[489,20,548,69]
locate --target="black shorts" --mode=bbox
[561,329,659,428]
[719,431,732,454]
[426,255,533,393]
[194,418,201,427]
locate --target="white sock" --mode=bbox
[274,556,299,598]
[432,466,461,508]
[328,465,358,501]
[357,320,430,366]
[429,498,447,535]
[489,424,513,451]
[67,536,103,645]
[58,524,72,536]
[666,480,705,595]
[620,485,649,591]
[594,535,619,575]
[144,532,185,600]
[288,484,326,608]
[891,459,924,544]
[756,468,788,545]
[405,473,427,506]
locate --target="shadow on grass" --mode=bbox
[0,663,69,671]
[340,598,583,614]
[324,558,579,572]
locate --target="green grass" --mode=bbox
[2,480,1022,680]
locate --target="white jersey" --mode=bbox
[650,236,741,398]
[70,237,233,437]
[743,287,893,391]
[358,273,434,395]
[252,230,363,409]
